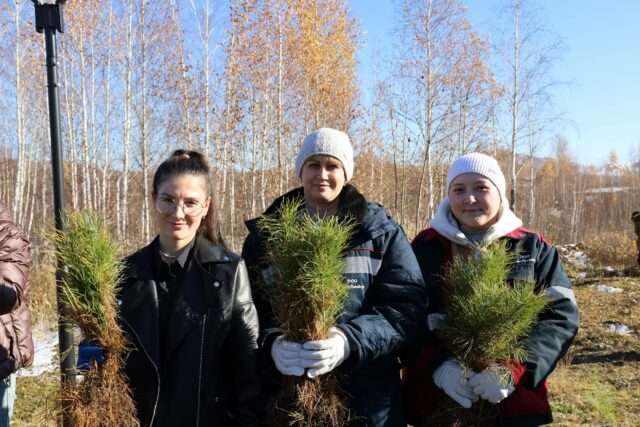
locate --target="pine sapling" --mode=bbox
[52,210,139,427]
[436,241,547,425]
[258,198,354,426]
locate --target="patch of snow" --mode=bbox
[558,245,592,270]
[590,284,624,294]
[18,325,59,377]
[607,323,633,336]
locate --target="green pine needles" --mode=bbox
[259,198,353,342]
[53,210,124,351]
[52,210,139,427]
[441,241,547,372]
[258,198,354,427]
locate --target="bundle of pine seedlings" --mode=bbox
[52,210,139,427]
[436,241,547,426]
[258,199,354,427]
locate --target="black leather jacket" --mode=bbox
[119,235,259,427]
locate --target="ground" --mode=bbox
[549,276,640,426]
[10,275,640,426]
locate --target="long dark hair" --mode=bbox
[152,149,226,247]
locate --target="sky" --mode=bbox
[350,0,640,167]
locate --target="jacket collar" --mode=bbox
[124,239,157,281]
[245,183,369,232]
[126,235,231,281]
[193,234,232,264]
[431,198,523,248]
[157,238,194,268]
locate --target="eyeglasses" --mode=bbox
[155,195,207,217]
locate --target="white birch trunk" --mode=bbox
[229,150,236,250]
[220,35,238,214]
[12,1,24,220]
[259,94,269,212]
[140,0,150,243]
[20,150,33,230]
[414,0,433,234]
[40,153,48,233]
[102,0,114,220]
[79,27,91,210]
[171,0,193,147]
[204,0,210,153]
[90,37,99,213]
[510,0,521,211]
[276,4,285,195]
[26,159,39,235]
[121,0,134,239]
[250,94,258,217]
[61,40,78,210]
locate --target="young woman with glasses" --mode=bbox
[117,150,259,427]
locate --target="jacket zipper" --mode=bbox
[121,317,161,427]
[196,313,207,427]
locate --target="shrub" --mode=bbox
[583,232,636,269]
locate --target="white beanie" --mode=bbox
[447,152,507,202]
[295,128,354,182]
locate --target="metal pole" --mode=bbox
[33,2,74,426]
[44,21,76,384]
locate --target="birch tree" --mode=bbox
[502,0,561,212]
[11,0,25,220]
[394,0,497,233]
[120,0,134,239]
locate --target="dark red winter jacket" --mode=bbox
[403,227,579,427]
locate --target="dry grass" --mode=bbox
[582,232,637,269]
[13,373,59,427]
[28,260,57,325]
[550,277,640,426]
[64,356,139,427]
[274,376,350,427]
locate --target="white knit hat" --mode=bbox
[295,128,354,181]
[447,152,507,202]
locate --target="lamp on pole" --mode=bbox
[31,1,74,425]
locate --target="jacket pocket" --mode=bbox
[509,257,535,283]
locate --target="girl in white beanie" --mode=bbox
[243,128,427,426]
[404,152,579,426]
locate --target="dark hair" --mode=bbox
[152,149,226,247]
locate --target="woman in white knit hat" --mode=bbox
[242,128,427,426]
[403,152,579,426]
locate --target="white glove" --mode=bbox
[271,335,304,376]
[432,359,478,409]
[299,327,350,378]
[469,367,515,404]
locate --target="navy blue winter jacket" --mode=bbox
[242,184,427,427]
